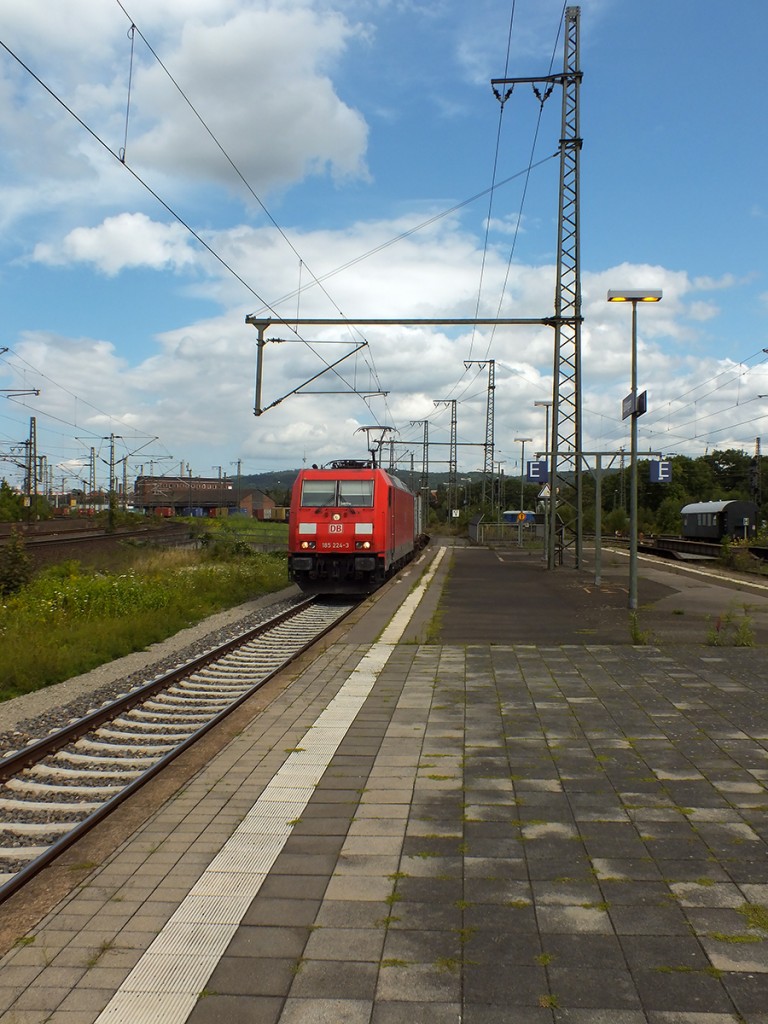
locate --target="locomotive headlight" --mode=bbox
[355,540,371,550]
[300,540,316,550]
[332,513,341,521]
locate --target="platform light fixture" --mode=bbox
[607,290,663,304]
[514,436,532,547]
[533,401,553,563]
[606,288,663,610]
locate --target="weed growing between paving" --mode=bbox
[0,547,288,700]
[706,604,755,647]
[628,611,652,645]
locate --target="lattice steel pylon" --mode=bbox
[465,359,495,505]
[25,417,38,502]
[434,399,457,517]
[549,6,583,568]
[491,5,583,568]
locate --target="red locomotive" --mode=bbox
[288,460,427,594]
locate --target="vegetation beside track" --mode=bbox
[0,518,289,703]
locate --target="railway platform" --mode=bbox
[2,542,768,1022]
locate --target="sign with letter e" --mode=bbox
[649,461,672,483]
[527,460,548,482]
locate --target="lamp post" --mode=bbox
[534,401,552,561]
[514,436,532,547]
[607,289,662,610]
[492,460,505,522]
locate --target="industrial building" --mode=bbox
[133,476,278,518]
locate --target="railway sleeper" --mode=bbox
[95,726,190,742]
[1,821,78,836]
[141,697,234,712]
[57,749,156,768]
[123,709,228,723]
[27,763,143,781]
[112,716,202,732]
[187,673,263,686]
[0,796,101,814]
[74,738,182,755]
[154,684,245,696]
[138,706,235,718]
[5,777,124,798]
[0,844,48,861]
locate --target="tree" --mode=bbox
[655,494,686,534]
[0,528,32,595]
[0,479,23,522]
[705,449,751,497]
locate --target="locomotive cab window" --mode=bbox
[339,479,374,507]
[301,479,337,507]
[300,478,374,507]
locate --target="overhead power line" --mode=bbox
[0,31,383,418]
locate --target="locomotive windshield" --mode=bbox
[339,479,374,506]
[300,478,374,508]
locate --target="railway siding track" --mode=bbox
[0,596,357,903]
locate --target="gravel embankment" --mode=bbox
[0,586,302,758]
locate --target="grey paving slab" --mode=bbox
[4,547,768,1023]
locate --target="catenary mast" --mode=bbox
[491,5,583,567]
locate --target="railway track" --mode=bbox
[0,596,357,903]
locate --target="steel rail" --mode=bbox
[0,596,353,905]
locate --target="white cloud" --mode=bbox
[115,7,370,191]
[1,2,766,484]
[6,246,767,483]
[11,198,765,479]
[687,301,719,323]
[31,213,199,275]
[0,0,371,229]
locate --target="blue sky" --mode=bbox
[1,0,767,492]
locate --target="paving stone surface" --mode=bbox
[1,546,768,1022]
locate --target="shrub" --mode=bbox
[0,529,32,596]
[0,549,289,700]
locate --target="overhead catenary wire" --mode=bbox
[625,348,768,452]
[8,8,757,478]
[0,345,176,481]
[0,5,575,473]
[109,2,567,442]
[465,0,519,366]
[484,4,566,348]
[580,345,768,456]
[0,25,562,480]
[0,32,380,423]
[439,1,570,419]
[119,22,136,163]
[640,348,768,430]
[111,0,389,410]
[110,3,562,440]
[0,39,273,312]
[247,154,558,320]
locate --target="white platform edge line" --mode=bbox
[91,550,446,1024]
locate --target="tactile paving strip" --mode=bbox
[93,550,446,1023]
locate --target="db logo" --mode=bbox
[329,523,343,534]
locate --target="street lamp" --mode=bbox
[492,460,505,521]
[607,288,662,610]
[533,401,552,561]
[514,436,532,546]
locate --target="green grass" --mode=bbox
[738,902,768,932]
[0,546,289,702]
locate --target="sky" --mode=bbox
[1,0,767,494]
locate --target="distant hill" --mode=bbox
[240,468,485,496]
[241,470,302,494]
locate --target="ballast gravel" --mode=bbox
[0,586,303,759]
